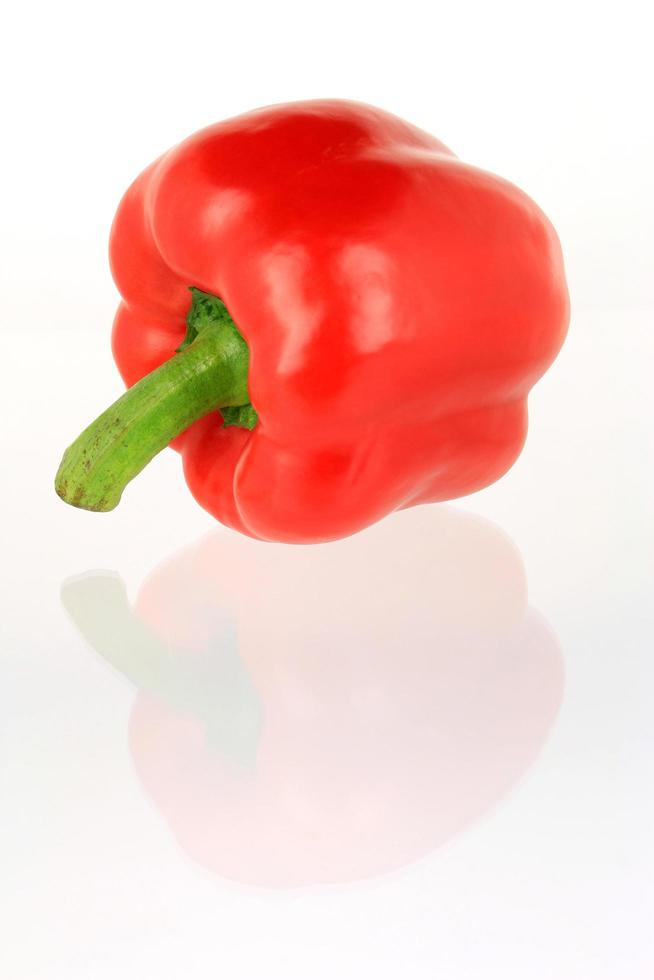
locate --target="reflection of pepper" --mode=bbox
[62,507,563,887]
[55,100,568,542]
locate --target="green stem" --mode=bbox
[55,290,256,512]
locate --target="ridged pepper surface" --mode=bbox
[57,100,569,542]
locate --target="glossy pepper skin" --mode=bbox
[109,99,568,543]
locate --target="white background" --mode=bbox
[1,2,652,978]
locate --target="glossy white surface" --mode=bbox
[2,1,653,977]
[3,313,652,979]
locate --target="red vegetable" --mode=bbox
[55,100,568,542]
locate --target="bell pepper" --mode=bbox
[55,99,569,543]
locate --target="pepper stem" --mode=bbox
[55,290,256,512]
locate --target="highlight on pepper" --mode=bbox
[54,99,569,543]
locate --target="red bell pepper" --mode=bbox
[55,99,569,542]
